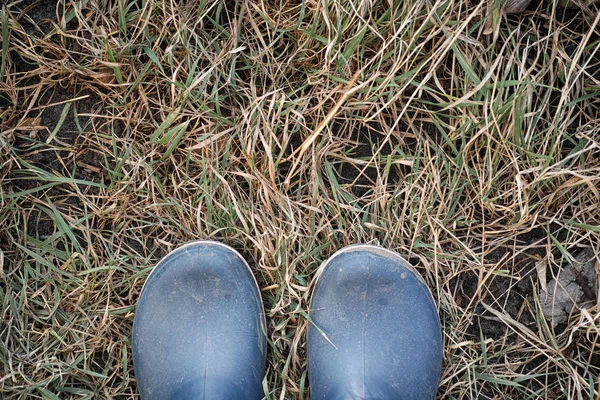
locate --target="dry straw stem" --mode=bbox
[1,0,600,399]
[283,69,364,189]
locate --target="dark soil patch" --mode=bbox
[6,83,122,249]
[458,226,568,335]
[25,208,55,239]
[11,0,60,36]
[11,87,109,183]
[330,120,405,198]
[8,50,38,78]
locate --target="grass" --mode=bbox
[1,0,599,398]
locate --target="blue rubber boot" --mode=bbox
[308,244,443,400]
[132,241,266,400]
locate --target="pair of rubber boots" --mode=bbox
[132,241,443,399]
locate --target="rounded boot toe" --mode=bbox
[308,244,443,400]
[132,241,266,400]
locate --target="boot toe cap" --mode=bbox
[132,241,266,400]
[308,245,443,400]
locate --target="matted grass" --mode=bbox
[1,0,599,398]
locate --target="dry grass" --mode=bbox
[1,0,599,399]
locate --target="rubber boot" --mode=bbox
[132,241,266,400]
[307,244,443,400]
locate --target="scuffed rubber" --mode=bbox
[308,244,443,400]
[132,241,266,400]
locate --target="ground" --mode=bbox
[0,0,599,399]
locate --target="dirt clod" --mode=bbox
[541,248,598,327]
